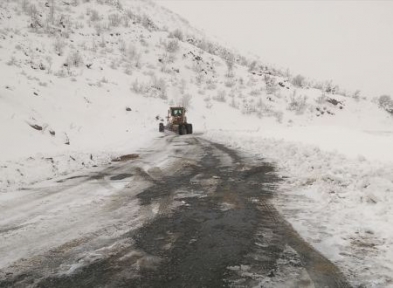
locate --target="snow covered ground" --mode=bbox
[1,0,393,287]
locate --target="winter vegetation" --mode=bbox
[1,0,393,287]
[378,94,393,115]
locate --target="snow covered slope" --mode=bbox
[1,0,393,286]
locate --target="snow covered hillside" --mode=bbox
[1,0,393,286]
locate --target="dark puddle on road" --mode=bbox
[112,154,139,162]
[88,172,108,180]
[56,175,87,183]
[109,173,133,181]
[0,224,27,235]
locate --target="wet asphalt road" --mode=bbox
[0,135,351,288]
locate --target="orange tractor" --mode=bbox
[159,107,193,135]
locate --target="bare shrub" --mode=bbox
[151,76,167,99]
[205,40,217,55]
[230,97,239,109]
[192,61,202,73]
[45,56,53,74]
[239,56,248,66]
[196,39,207,52]
[195,72,204,86]
[54,68,67,78]
[139,35,149,47]
[158,53,171,73]
[264,75,277,94]
[242,101,257,115]
[378,95,393,114]
[108,14,121,27]
[248,60,257,72]
[352,90,361,101]
[332,85,340,95]
[94,23,103,35]
[247,77,257,87]
[47,0,55,25]
[291,74,305,88]
[169,29,184,41]
[118,39,126,53]
[115,0,123,10]
[274,91,282,99]
[378,95,393,108]
[122,15,131,27]
[89,9,100,21]
[97,77,108,87]
[239,77,245,88]
[6,56,17,66]
[198,89,205,95]
[249,89,261,97]
[213,90,227,103]
[21,0,29,13]
[256,97,266,109]
[206,79,217,90]
[127,44,138,60]
[124,63,133,75]
[165,39,179,53]
[316,92,327,104]
[110,60,118,70]
[225,53,235,77]
[204,97,213,109]
[125,9,135,20]
[27,4,42,30]
[195,38,216,54]
[312,81,324,90]
[287,91,308,114]
[131,79,147,94]
[274,111,284,123]
[324,80,334,93]
[99,35,106,48]
[66,50,84,67]
[225,79,235,88]
[141,14,156,30]
[54,37,66,55]
[237,92,245,99]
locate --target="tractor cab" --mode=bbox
[168,107,186,125]
[170,107,184,117]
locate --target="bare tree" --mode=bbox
[248,60,257,72]
[224,52,235,77]
[29,4,42,31]
[291,74,305,88]
[48,0,55,24]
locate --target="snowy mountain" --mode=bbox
[1,0,393,286]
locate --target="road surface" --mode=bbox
[0,135,351,287]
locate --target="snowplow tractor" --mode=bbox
[159,107,193,135]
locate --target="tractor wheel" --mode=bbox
[159,123,164,132]
[186,124,193,134]
[179,125,186,135]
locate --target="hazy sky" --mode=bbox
[158,1,393,98]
